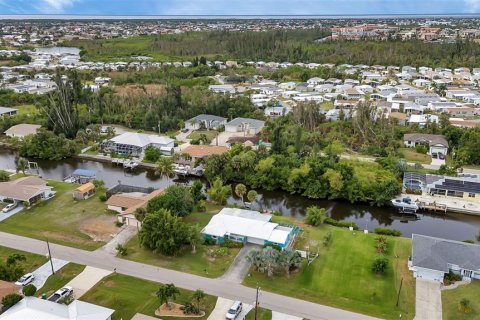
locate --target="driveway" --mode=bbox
[220,244,255,283]
[208,297,253,320]
[272,311,302,320]
[0,205,23,222]
[31,258,69,290]
[212,132,246,147]
[64,266,112,298]
[98,226,138,256]
[414,279,442,320]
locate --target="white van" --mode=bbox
[225,301,243,320]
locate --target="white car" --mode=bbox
[48,286,73,303]
[2,203,16,213]
[15,273,34,286]
[225,301,243,320]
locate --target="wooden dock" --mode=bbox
[418,201,447,213]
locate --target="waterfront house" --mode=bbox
[103,132,174,157]
[409,234,480,283]
[0,176,53,205]
[0,296,114,320]
[73,182,96,200]
[403,133,449,156]
[202,208,296,249]
[185,114,227,130]
[175,145,227,167]
[4,124,41,138]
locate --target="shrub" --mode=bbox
[209,247,229,258]
[196,199,206,212]
[375,241,388,254]
[305,206,326,226]
[22,284,36,296]
[272,210,282,216]
[182,302,200,315]
[415,145,428,154]
[98,193,107,202]
[444,271,462,285]
[323,232,332,247]
[458,298,471,314]
[324,217,359,230]
[116,244,128,256]
[115,221,124,227]
[372,257,388,274]
[223,240,244,248]
[374,228,402,237]
[2,293,22,310]
[203,238,216,246]
[462,239,474,244]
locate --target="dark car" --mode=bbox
[439,153,445,160]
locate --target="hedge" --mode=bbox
[374,227,402,237]
[324,217,359,230]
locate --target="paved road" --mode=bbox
[0,232,379,320]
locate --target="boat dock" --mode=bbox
[402,194,480,216]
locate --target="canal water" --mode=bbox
[1,148,479,242]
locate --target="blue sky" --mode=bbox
[0,0,479,15]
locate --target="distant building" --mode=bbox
[185,114,227,130]
[0,107,17,118]
[403,133,448,156]
[225,118,265,135]
[409,234,480,283]
[103,132,174,157]
[4,124,41,138]
[208,85,235,94]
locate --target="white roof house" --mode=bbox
[105,132,174,156]
[202,208,294,248]
[0,297,114,320]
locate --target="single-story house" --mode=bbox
[0,176,53,205]
[208,85,235,94]
[102,132,174,157]
[202,208,297,249]
[403,133,448,156]
[225,118,265,135]
[73,182,96,200]
[409,234,480,282]
[176,145,228,167]
[0,107,17,118]
[107,188,164,226]
[4,124,41,138]
[0,296,114,320]
[185,114,227,130]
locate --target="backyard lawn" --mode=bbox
[0,246,47,273]
[400,147,432,164]
[442,281,480,320]
[80,273,217,320]
[244,218,416,320]
[15,104,40,117]
[37,263,86,298]
[121,206,239,278]
[0,179,118,250]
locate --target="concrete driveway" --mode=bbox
[98,226,138,256]
[414,279,442,320]
[31,258,69,290]
[64,266,112,298]
[208,297,253,320]
[272,311,302,320]
[0,205,23,222]
[220,244,255,283]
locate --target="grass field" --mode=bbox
[15,104,39,117]
[121,209,240,278]
[80,273,217,320]
[400,147,432,164]
[442,281,480,320]
[0,246,47,273]
[187,130,219,142]
[37,263,86,298]
[0,180,118,250]
[245,308,272,320]
[244,217,416,320]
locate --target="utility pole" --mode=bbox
[46,238,55,275]
[254,284,260,320]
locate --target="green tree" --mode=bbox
[139,209,189,256]
[2,293,22,310]
[247,190,259,205]
[156,283,180,310]
[187,224,202,254]
[155,156,174,179]
[235,183,247,204]
[192,289,206,311]
[190,180,205,203]
[22,284,37,296]
[0,170,10,182]
[134,207,147,223]
[15,157,29,175]
[144,146,162,162]
[372,257,388,275]
[207,177,231,205]
[305,206,327,226]
[278,248,302,277]
[6,254,26,266]
[147,185,194,217]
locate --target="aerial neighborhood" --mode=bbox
[0,6,479,320]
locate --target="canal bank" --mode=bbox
[0,148,479,242]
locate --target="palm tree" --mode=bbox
[15,157,29,175]
[235,184,247,205]
[157,284,180,310]
[155,156,174,179]
[247,190,259,208]
[188,224,202,254]
[192,289,205,311]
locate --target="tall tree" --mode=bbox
[155,156,174,179]
[157,284,180,310]
[234,184,247,204]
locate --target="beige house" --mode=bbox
[4,124,41,138]
[73,183,96,200]
[176,145,228,167]
[0,176,53,205]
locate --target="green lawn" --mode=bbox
[442,281,480,320]
[0,179,118,250]
[187,130,218,142]
[245,308,272,320]
[0,246,47,273]
[80,273,217,320]
[400,147,432,164]
[121,207,239,278]
[37,263,86,298]
[15,104,39,117]
[244,218,416,320]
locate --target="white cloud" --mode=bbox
[35,0,81,13]
[465,0,480,12]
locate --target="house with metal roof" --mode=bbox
[409,234,480,282]
[0,107,17,118]
[202,208,297,248]
[225,118,265,135]
[102,132,174,157]
[185,114,227,130]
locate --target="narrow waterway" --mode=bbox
[1,148,479,242]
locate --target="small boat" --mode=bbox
[123,160,139,169]
[173,164,188,176]
[391,197,419,212]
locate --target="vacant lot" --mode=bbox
[81,273,217,320]
[400,147,432,164]
[244,217,415,320]
[0,246,47,273]
[122,209,240,278]
[442,281,480,320]
[0,180,118,250]
[113,84,165,96]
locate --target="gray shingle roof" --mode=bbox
[412,234,480,272]
[403,133,449,148]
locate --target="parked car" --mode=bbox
[2,203,16,213]
[181,128,189,133]
[48,286,73,303]
[225,301,243,320]
[439,153,445,160]
[432,153,438,159]
[15,273,34,286]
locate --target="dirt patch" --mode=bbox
[113,84,165,96]
[41,231,91,245]
[79,215,118,242]
[155,303,205,318]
